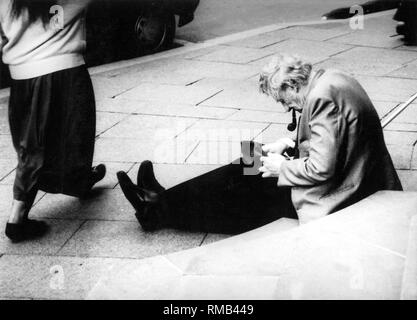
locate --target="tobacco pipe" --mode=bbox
[287,108,297,132]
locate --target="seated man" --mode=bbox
[117,54,402,234]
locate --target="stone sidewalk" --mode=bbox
[0,11,417,300]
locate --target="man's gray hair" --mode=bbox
[259,54,313,101]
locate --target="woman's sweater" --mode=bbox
[0,0,91,80]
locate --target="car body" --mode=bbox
[0,0,200,88]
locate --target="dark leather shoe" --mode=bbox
[117,171,161,231]
[117,171,144,212]
[5,219,49,243]
[137,161,165,194]
[91,164,106,186]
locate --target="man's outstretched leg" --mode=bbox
[117,158,297,235]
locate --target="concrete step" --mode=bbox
[87,191,417,300]
[401,215,417,300]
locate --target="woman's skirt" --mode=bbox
[8,65,96,202]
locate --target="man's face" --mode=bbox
[277,87,304,113]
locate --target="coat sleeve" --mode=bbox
[278,97,346,187]
[60,0,93,23]
[0,26,4,50]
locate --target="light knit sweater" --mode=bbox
[0,0,91,80]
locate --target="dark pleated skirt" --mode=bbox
[8,65,96,201]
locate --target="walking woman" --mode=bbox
[0,0,106,242]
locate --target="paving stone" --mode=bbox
[260,39,352,64]
[93,137,153,163]
[0,254,124,299]
[92,134,195,167]
[200,83,281,111]
[0,107,9,135]
[0,169,14,185]
[118,83,222,106]
[314,57,403,77]
[266,25,351,42]
[413,146,417,170]
[185,140,242,165]
[397,170,417,191]
[94,136,199,164]
[96,98,236,119]
[356,76,417,102]
[0,159,15,182]
[386,145,413,170]
[191,119,268,138]
[374,101,400,119]
[255,123,295,144]
[388,64,417,79]
[360,15,397,33]
[113,69,202,87]
[182,46,226,59]
[97,57,181,78]
[385,122,417,132]
[201,233,232,246]
[126,163,221,190]
[226,33,289,49]
[0,185,12,214]
[0,172,14,186]
[227,110,288,124]
[100,114,197,140]
[395,45,417,52]
[384,131,417,145]
[251,53,328,68]
[87,256,183,300]
[169,59,261,80]
[329,30,403,48]
[392,104,417,123]
[92,62,203,99]
[30,188,137,222]
[92,76,137,99]
[334,47,416,66]
[96,112,128,137]
[191,46,274,64]
[153,137,200,165]
[58,220,205,259]
[191,77,259,92]
[0,135,15,160]
[0,217,84,256]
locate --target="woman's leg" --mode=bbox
[7,79,44,222]
[38,66,100,197]
[6,79,48,241]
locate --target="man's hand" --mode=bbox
[262,137,295,155]
[259,153,287,178]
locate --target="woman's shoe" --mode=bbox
[91,164,106,186]
[5,219,49,243]
[79,164,107,198]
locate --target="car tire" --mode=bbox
[132,10,176,54]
